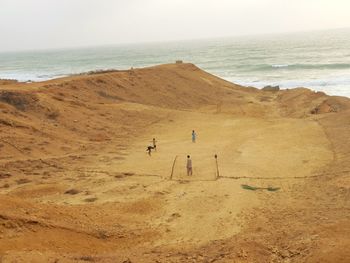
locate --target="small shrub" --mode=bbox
[16,178,31,184]
[47,109,60,119]
[76,256,95,262]
[97,91,122,100]
[64,189,80,195]
[84,197,97,202]
[96,78,106,84]
[0,91,37,111]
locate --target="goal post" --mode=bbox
[170,154,219,181]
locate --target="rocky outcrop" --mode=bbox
[262,85,280,91]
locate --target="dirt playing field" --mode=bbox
[0,63,349,262]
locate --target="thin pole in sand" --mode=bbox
[215,154,219,180]
[170,155,178,180]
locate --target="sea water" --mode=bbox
[1,28,350,97]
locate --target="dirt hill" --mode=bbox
[0,63,349,262]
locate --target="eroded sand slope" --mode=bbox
[0,64,349,262]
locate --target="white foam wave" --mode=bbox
[223,76,350,98]
[271,64,290,68]
[0,72,67,82]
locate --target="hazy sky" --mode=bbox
[1,0,350,51]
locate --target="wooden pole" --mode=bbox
[170,155,178,180]
[215,154,219,180]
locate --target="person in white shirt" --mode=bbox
[192,130,197,143]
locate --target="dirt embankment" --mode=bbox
[0,63,349,262]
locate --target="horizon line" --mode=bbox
[1,26,350,54]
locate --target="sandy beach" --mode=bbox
[0,63,349,262]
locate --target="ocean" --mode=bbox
[1,28,350,97]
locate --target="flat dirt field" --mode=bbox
[0,64,349,262]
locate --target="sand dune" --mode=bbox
[0,63,349,262]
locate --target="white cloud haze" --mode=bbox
[1,0,350,51]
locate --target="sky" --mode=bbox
[1,0,350,51]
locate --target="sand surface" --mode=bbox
[0,63,349,262]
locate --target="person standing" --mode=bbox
[192,130,197,143]
[186,155,193,176]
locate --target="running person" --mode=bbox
[146,146,152,156]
